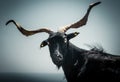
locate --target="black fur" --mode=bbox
[62,42,120,82]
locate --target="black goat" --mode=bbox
[6,1,120,82]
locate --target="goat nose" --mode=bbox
[54,50,63,60]
[57,54,60,57]
[57,54,63,60]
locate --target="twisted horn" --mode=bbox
[58,1,101,33]
[6,20,53,36]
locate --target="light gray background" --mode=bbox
[0,0,120,76]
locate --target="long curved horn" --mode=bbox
[6,20,53,36]
[58,1,101,33]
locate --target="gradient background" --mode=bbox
[0,0,120,81]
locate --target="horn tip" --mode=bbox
[90,1,101,7]
[6,20,15,25]
[95,1,102,5]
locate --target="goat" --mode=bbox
[6,1,120,82]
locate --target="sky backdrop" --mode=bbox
[0,0,120,76]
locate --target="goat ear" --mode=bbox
[40,40,49,48]
[67,32,79,40]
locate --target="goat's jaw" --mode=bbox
[51,54,63,68]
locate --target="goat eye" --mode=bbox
[40,41,49,48]
[74,32,79,36]
[40,44,44,47]
[40,43,46,47]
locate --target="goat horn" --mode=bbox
[58,1,101,33]
[6,20,53,36]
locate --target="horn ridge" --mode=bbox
[58,1,101,33]
[6,20,53,36]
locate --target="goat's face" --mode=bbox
[40,32,79,68]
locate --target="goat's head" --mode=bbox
[6,1,101,68]
[40,32,79,68]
